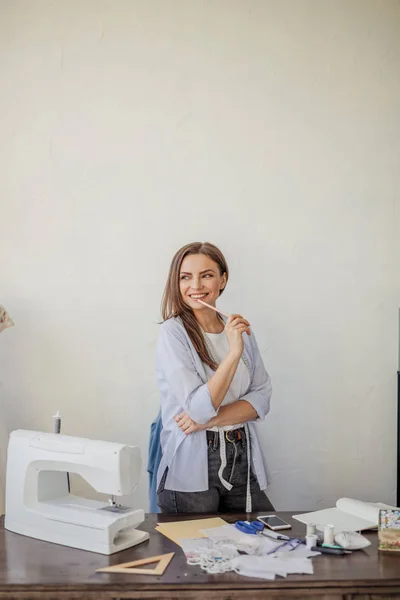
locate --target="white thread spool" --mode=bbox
[306,534,318,549]
[306,523,316,536]
[324,524,335,545]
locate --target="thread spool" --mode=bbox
[306,534,318,549]
[324,524,335,545]
[53,410,61,434]
[306,523,316,536]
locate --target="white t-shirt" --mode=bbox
[203,331,250,431]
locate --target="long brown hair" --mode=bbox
[161,242,229,370]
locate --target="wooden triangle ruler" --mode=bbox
[97,552,174,576]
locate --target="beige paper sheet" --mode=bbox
[155,517,227,547]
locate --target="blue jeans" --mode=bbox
[158,428,274,513]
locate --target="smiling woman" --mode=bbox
[152,242,274,514]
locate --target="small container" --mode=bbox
[306,534,318,549]
[324,524,335,546]
[307,523,317,536]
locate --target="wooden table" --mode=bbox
[0,513,399,599]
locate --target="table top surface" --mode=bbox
[0,512,399,593]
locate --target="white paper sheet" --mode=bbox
[293,497,398,533]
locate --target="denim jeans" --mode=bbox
[158,428,274,513]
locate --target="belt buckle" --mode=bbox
[225,430,236,443]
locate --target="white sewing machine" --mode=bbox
[4,430,149,554]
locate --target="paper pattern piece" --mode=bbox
[200,523,252,543]
[155,517,227,547]
[230,554,314,579]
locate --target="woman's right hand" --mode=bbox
[225,314,251,357]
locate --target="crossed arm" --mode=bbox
[175,399,258,435]
[158,325,271,435]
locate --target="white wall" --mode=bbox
[1,0,399,512]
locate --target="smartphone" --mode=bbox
[257,515,292,531]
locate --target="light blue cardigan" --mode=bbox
[148,317,272,510]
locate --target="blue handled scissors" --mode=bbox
[235,520,264,535]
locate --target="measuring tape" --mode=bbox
[215,425,252,512]
[217,428,233,491]
[244,423,252,513]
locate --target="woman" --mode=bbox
[155,242,273,513]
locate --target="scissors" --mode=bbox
[235,520,264,535]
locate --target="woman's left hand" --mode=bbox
[174,412,204,435]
